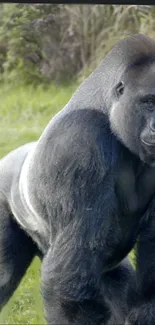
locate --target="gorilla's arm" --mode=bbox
[38,109,155,325]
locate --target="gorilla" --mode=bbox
[1,33,155,325]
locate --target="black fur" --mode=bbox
[1,34,155,324]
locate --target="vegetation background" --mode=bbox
[0,3,153,324]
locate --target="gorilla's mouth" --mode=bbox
[140,127,155,150]
[141,138,155,166]
[141,139,155,147]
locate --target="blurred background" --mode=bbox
[0,3,154,324]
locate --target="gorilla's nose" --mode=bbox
[149,118,155,133]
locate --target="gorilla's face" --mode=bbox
[109,60,155,166]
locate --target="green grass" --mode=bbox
[0,83,77,158]
[0,82,77,324]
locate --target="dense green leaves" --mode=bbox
[0,4,153,85]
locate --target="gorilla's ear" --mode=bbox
[115,81,124,98]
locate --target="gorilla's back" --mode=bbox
[0,142,49,253]
[0,142,36,196]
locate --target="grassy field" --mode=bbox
[0,82,77,324]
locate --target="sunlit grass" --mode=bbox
[0,82,77,157]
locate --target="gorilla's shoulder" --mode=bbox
[39,109,121,172]
[46,108,112,145]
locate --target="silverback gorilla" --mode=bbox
[1,34,155,325]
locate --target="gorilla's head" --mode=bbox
[67,34,155,166]
[108,34,155,166]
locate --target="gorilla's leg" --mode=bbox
[0,199,37,310]
[102,258,137,325]
[125,216,155,325]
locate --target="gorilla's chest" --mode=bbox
[102,167,142,272]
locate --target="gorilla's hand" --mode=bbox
[125,303,155,325]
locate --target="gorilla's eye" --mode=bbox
[146,100,155,111]
[141,95,155,111]
[115,82,124,98]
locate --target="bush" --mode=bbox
[0,4,153,84]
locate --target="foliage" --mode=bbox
[0,4,153,84]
